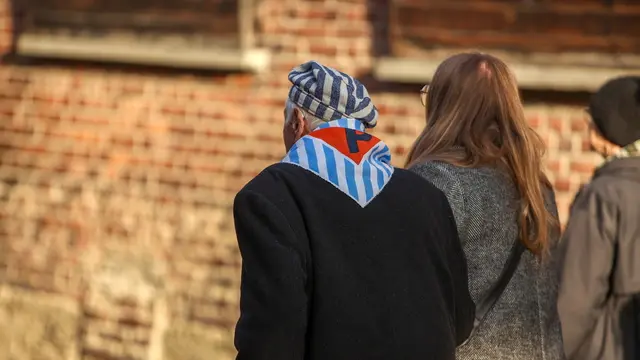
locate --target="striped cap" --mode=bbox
[287,61,379,128]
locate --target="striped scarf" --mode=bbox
[600,138,640,168]
[282,119,394,207]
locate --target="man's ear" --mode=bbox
[589,123,620,156]
[293,108,308,136]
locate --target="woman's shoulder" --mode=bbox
[409,162,465,198]
[409,161,507,193]
[410,160,457,174]
[410,160,460,182]
[409,162,470,237]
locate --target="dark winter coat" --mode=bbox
[558,157,640,360]
[233,162,475,360]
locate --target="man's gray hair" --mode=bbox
[284,99,327,130]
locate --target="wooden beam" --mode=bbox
[16,33,271,73]
[374,53,640,92]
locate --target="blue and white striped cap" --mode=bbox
[287,61,379,128]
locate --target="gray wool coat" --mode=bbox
[411,161,565,360]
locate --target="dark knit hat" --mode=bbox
[287,61,379,128]
[589,76,640,147]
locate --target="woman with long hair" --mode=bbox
[408,53,563,359]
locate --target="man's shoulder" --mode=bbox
[392,167,441,188]
[388,167,451,204]
[239,162,294,190]
[577,175,625,204]
[570,177,623,213]
[236,162,308,203]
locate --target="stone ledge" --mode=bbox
[0,285,81,360]
[16,33,271,73]
[374,52,640,92]
[163,322,235,360]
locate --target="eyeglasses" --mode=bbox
[420,85,429,108]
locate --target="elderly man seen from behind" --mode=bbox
[232,60,475,360]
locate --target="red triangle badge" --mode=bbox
[309,128,381,164]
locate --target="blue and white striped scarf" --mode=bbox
[282,119,394,207]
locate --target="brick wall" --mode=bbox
[0,0,599,359]
[390,0,640,54]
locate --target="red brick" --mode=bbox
[225,74,255,87]
[309,44,339,56]
[570,117,588,132]
[554,178,571,192]
[527,115,542,129]
[299,8,339,20]
[294,27,328,37]
[337,27,371,38]
[344,7,367,21]
[570,161,596,174]
[546,160,561,173]
[395,145,408,156]
[558,138,572,152]
[549,117,564,134]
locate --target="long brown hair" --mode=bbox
[406,52,558,255]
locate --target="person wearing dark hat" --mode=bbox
[558,76,640,360]
[232,61,475,360]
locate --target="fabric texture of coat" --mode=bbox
[411,161,564,360]
[558,155,640,360]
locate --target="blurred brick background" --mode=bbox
[0,0,600,359]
